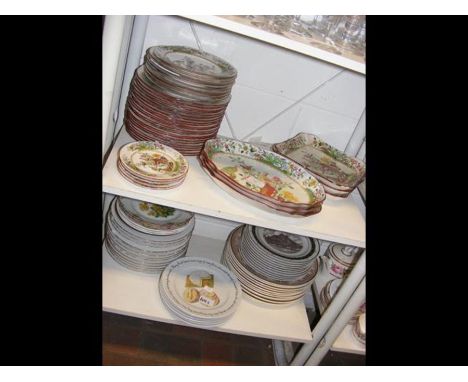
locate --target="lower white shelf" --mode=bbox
[103,233,313,343]
[312,261,366,355]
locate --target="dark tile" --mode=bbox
[103,342,140,358]
[201,340,235,366]
[102,325,141,353]
[139,332,202,366]
[103,350,170,366]
[233,344,275,366]
[320,351,366,366]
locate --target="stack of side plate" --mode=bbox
[222,226,319,307]
[104,198,194,274]
[117,141,189,190]
[159,257,242,327]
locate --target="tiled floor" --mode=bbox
[103,312,365,366]
[103,312,276,366]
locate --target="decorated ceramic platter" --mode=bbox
[271,133,366,190]
[119,141,188,180]
[159,257,242,323]
[116,196,194,235]
[200,152,323,217]
[203,138,325,206]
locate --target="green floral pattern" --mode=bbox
[204,138,326,204]
[119,141,188,178]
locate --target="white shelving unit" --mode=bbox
[312,262,365,355]
[103,233,312,342]
[103,128,365,248]
[102,15,366,365]
[180,15,366,74]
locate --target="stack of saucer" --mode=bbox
[117,141,189,189]
[159,257,242,328]
[124,45,237,155]
[222,225,319,306]
[104,197,194,274]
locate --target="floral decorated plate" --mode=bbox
[202,138,326,209]
[272,133,366,190]
[119,141,188,180]
[117,196,194,235]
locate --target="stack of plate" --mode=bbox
[319,278,341,308]
[200,137,326,217]
[272,133,366,198]
[124,45,237,156]
[159,257,242,328]
[117,141,188,189]
[104,197,194,274]
[352,313,366,345]
[222,225,320,306]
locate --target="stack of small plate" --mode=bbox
[124,45,237,156]
[222,225,320,306]
[104,197,194,274]
[159,257,242,327]
[117,141,188,189]
[272,133,366,198]
[200,137,326,217]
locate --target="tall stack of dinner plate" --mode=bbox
[104,197,194,274]
[124,45,237,155]
[222,225,320,306]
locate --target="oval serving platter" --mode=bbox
[201,138,326,213]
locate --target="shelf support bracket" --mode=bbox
[290,250,366,365]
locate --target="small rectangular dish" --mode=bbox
[271,133,366,197]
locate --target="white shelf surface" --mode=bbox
[312,262,365,355]
[103,233,313,343]
[102,128,366,248]
[180,15,365,74]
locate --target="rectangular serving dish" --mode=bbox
[271,133,366,193]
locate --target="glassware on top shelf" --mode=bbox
[329,15,366,58]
